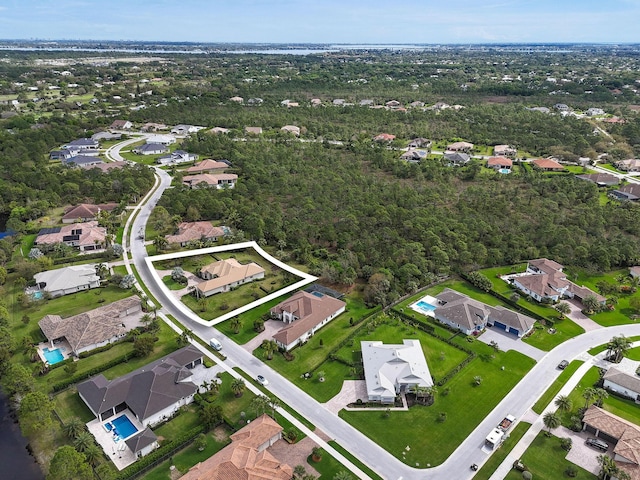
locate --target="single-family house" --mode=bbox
[209,127,230,134]
[182,173,238,189]
[84,161,126,172]
[92,131,122,141]
[575,173,620,187]
[400,149,428,163]
[603,367,640,401]
[527,106,551,114]
[582,406,640,480]
[333,99,346,106]
[180,414,292,480]
[133,143,169,155]
[33,264,101,298]
[49,149,73,160]
[110,120,133,130]
[34,221,107,252]
[554,103,570,112]
[140,123,167,132]
[245,126,263,135]
[62,203,118,224]
[532,158,564,171]
[444,151,470,166]
[271,291,346,351]
[616,159,640,172]
[64,155,105,168]
[409,101,425,108]
[511,258,606,306]
[359,99,374,106]
[247,97,263,106]
[196,258,265,297]
[165,222,227,246]
[487,156,513,170]
[64,138,99,150]
[171,125,203,135]
[156,150,198,165]
[185,159,229,174]
[385,100,401,108]
[433,288,536,337]
[630,266,640,279]
[611,184,640,201]
[447,141,474,152]
[39,296,141,356]
[146,134,176,145]
[310,98,322,106]
[78,345,203,427]
[361,339,433,404]
[408,138,431,149]
[493,145,517,157]
[586,107,605,116]
[229,96,244,103]
[373,133,396,142]
[280,125,300,136]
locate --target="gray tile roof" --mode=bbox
[125,427,157,453]
[78,345,202,422]
[604,367,640,395]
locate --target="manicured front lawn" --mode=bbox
[503,432,597,480]
[532,360,584,414]
[474,422,531,480]
[340,349,535,466]
[327,441,384,480]
[523,318,585,351]
[307,451,352,479]
[162,275,186,290]
[588,335,640,356]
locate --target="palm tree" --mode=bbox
[598,453,630,480]
[333,472,354,480]
[261,339,278,360]
[554,394,573,413]
[268,397,281,418]
[293,465,307,479]
[594,388,609,407]
[583,387,598,408]
[177,329,193,347]
[73,431,93,452]
[555,301,571,318]
[83,443,103,467]
[230,316,242,334]
[608,335,632,363]
[63,417,85,439]
[250,395,270,416]
[153,236,168,253]
[543,411,561,435]
[27,344,40,363]
[231,378,246,397]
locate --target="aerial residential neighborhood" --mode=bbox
[3,29,640,480]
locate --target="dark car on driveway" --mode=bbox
[586,438,609,451]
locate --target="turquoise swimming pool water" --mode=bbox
[42,347,64,364]
[112,415,138,440]
[415,300,436,311]
[31,291,44,300]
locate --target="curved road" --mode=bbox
[110,137,640,480]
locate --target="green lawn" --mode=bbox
[52,387,95,423]
[523,318,585,351]
[625,345,640,361]
[532,360,584,414]
[326,441,384,480]
[307,451,353,479]
[340,349,535,466]
[504,432,597,480]
[474,422,531,480]
[162,275,186,290]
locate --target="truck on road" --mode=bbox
[485,414,516,450]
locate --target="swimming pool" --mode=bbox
[415,300,436,312]
[410,296,439,317]
[499,168,511,174]
[42,347,64,364]
[31,291,44,300]
[111,415,138,441]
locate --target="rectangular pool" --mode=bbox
[415,300,436,312]
[112,415,138,440]
[410,296,439,317]
[42,347,64,365]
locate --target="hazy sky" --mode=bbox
[1,0,639,44]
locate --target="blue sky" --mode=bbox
[0,0,639,44]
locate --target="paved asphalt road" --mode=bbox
[115,139,640,480]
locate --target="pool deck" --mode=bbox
[409,294,438,318]
[37,339,72,366]
[87,410,143,470]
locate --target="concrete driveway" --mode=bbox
[558,426,604,476]
[566,299,602,332]
[323,380,368,415]
[479,327,546,361]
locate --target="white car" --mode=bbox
[256,375,268,386]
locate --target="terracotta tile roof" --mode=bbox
[374,133,396,142]
[35,221,107,248]
[447,141,474,151]
[186,159,229,174]
[197,259,264,295]
[271,291,346,347]
[487,156,513,167]
[183,173,238,188]
[62,203,118,222]
[529,258,564,274]
[180,415,292,480]
[533,158,564,170]
[39,296,141,353]
[166,222,226,245]
[82,161,126,172]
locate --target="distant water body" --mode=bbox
[0,391,44,480]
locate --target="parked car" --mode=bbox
[209,338,222,351]
[256,375,269,386]
[586,438,609,451]
[558,360,569,370]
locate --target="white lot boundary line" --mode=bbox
[145,241,317,327]
[159,312,373,480]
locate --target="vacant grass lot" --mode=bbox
[340,347,534,466]
[503,432,597,480]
